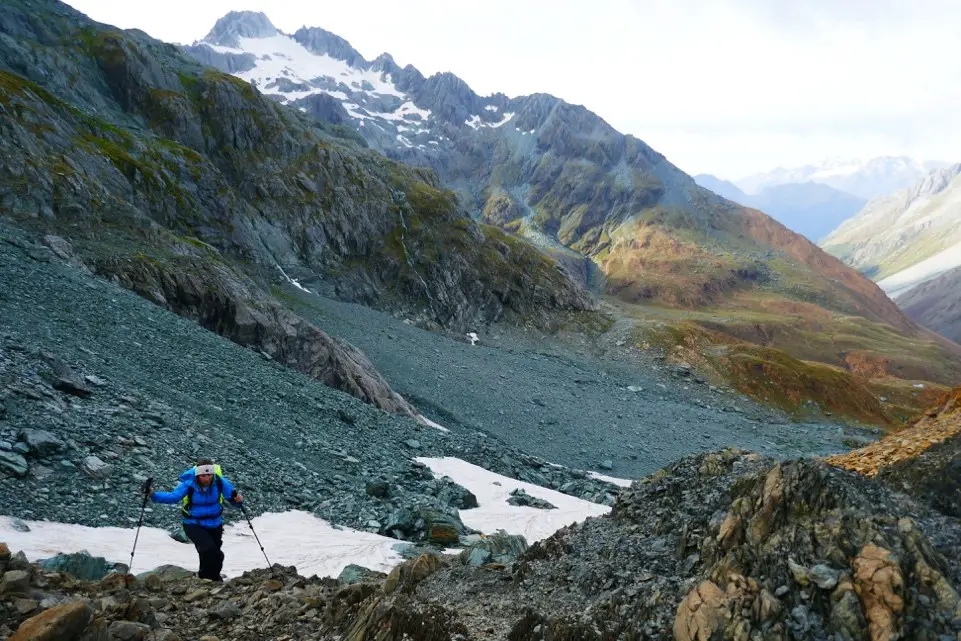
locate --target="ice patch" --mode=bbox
[0,512,404,579]
[416,457,610,544]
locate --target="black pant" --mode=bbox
[183,524,224,581]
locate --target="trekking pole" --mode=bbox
[239,502,273,570]
[129,477,153,575]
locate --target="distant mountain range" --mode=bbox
[821,164,961,342]
[735,156,950,200]
[694,174,865,242]
[180,11,909,328]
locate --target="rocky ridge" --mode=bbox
[829,386,961,519]
[4,447,961,640]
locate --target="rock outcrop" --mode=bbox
[830,386,961,518]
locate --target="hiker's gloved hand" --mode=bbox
[232,492,244,504]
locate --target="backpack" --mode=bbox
[180,464,226,518]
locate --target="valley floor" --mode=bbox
[281,287,874,478]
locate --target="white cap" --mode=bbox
[195,464,216,476]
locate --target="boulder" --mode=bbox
[108,621,152,641]
[337,564,387,584]
[365,481,389,498]
[42,356,92,398]
[0,450,29,477]
[459,531,529,566]
[1,569,31,595]
[38,551,115,581]
[80,455,110,478]
[18,428,65,457]
[434,477,478,510]
[8,601,93,641]
[507,488,557,510]
[136,565,194,583]
[208,601,241,620]
[417,509,465,544]
[383,553,443,595]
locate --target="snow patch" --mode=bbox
[465,113,514,130]
[416,415,450,433]
[587,472,634,488]
[416,457,610,544]
[342,103,374,120]
[379,101,432,122]
[275,264,311,293]
[396,134,413,148]
[224,34,404,103]
[485,105,499,112]
[466,332,479,345]
[880,239,961,298]
[488,112,515,128]
[0,512,404,579]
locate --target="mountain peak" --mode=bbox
[292,26,366,68]
[203,11,278,47]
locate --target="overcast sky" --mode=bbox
[64,0,961,179]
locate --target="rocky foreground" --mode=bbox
[4,447,961,640]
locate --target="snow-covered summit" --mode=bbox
[183,13,537,162]
[736,156,951,200]
[201,11,278,48]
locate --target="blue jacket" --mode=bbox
[151,468,240,528]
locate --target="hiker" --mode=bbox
[148,458,243,581]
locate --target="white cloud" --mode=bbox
[63,0,961,178]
